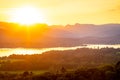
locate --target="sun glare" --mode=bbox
[10,6,45,25]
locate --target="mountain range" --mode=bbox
[0,22,120,48]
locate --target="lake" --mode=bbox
[0,44,120,57]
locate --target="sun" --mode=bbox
[10,6,45,25]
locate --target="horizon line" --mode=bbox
[0,21,120,26]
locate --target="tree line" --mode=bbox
[0,48,120,71]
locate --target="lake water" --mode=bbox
[0,44,120,57]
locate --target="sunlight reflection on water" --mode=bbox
[0,44,120,56]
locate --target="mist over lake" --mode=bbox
[1,44,120,56]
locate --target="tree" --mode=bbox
[115,61,120,80]
[22,71,29,77]
[60,67,67,73]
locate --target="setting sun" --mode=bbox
[10,6,45,25]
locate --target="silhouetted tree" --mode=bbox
[60,67,67,74]
[115,61,120,80]
[22,71,29,77]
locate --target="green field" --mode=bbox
[0,70,47,75]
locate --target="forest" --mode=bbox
[0,62,120,80]
[0,48,120,70]
[0,48,120,80]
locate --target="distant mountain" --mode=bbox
[47,23,120,38]
[0,22,120,48]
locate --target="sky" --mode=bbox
[0,0,120,25]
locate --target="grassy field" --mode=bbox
[0,70,47,75]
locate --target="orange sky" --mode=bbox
[0,0,120,25]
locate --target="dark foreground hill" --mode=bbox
[0,48,120,80]
[0,48,120,71]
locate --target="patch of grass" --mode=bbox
[0,70,47,75]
